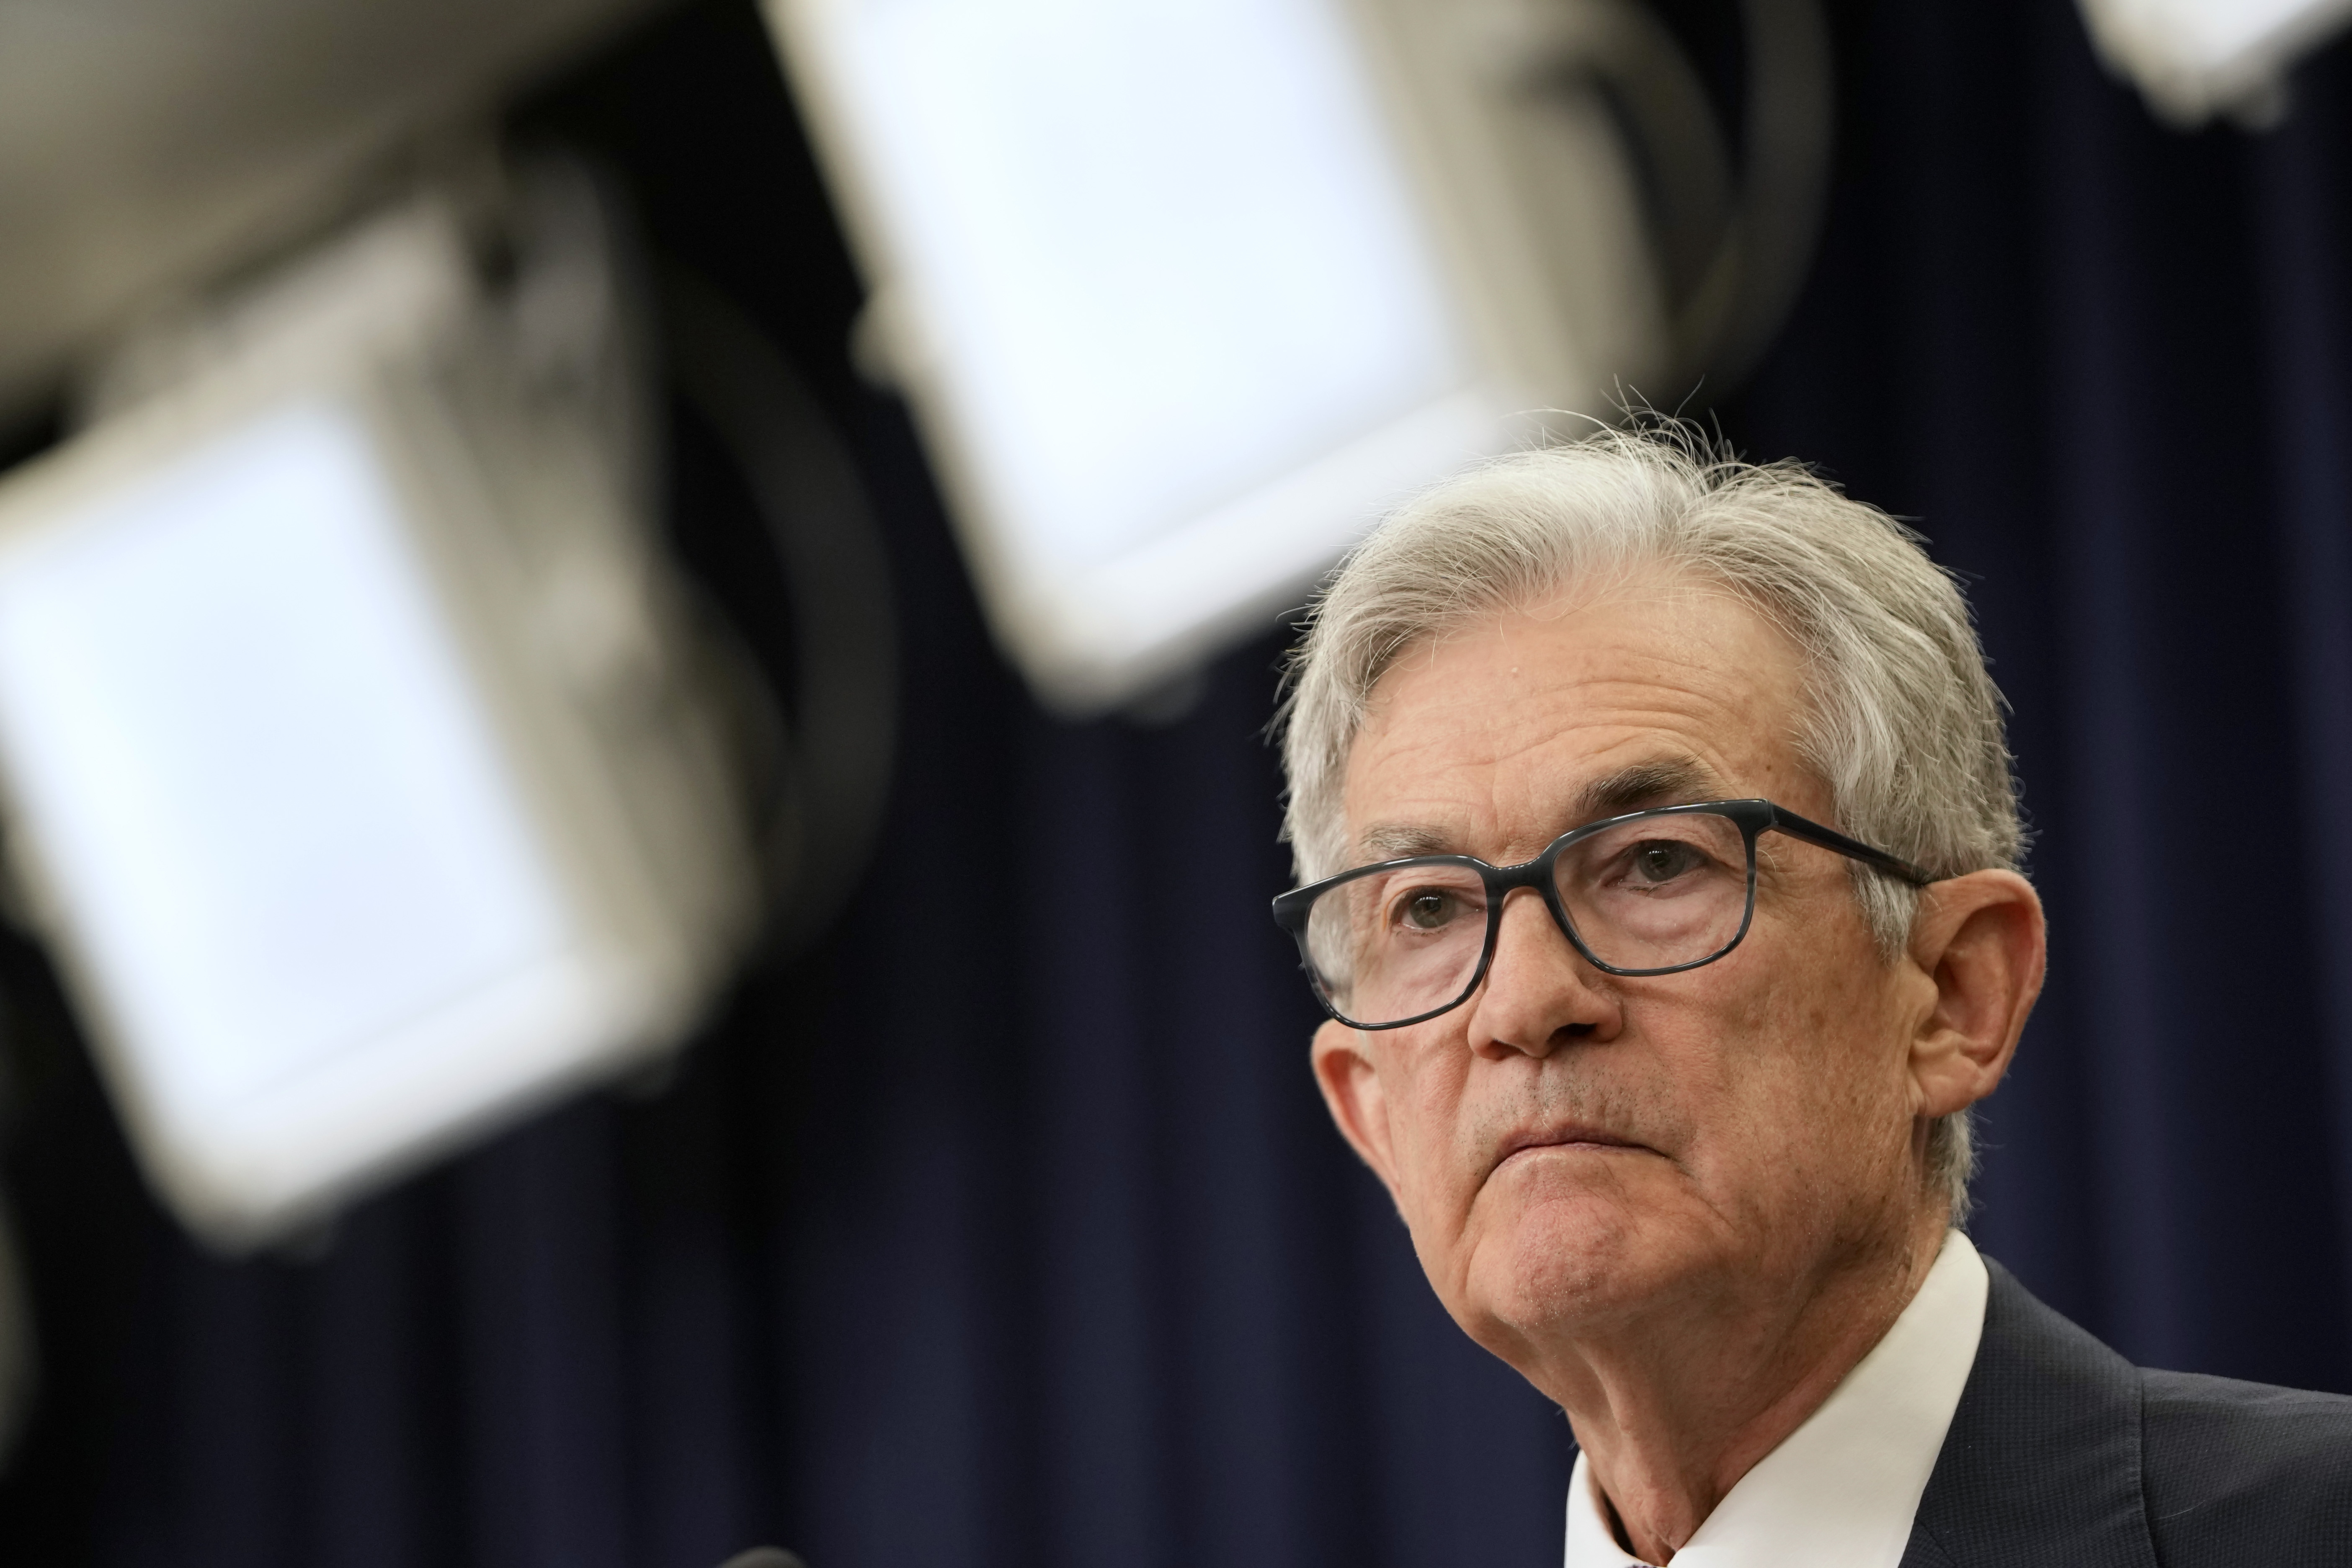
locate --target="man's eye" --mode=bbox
[1627,840,1706,885]
[1397,890,1462,930]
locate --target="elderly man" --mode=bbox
[1271,432,2350,1565]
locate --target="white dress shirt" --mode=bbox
[1563,1229,1989,1568]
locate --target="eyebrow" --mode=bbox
[1354,755,1730,864]
[1571,756,1726,824]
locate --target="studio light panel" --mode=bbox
[766,0,1648,710]
[836,0,1469,559]
[0,401,577,1132]
[2079,0,2352,118]
[0,199,758,1248]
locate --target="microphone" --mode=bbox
[719,1551,807,1568]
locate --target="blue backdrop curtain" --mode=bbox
[2,0,2350,1563]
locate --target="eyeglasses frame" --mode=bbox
[1270,798,1935,1031]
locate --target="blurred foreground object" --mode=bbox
[763,0,1831,713]
[0,170,763,1251]
[2077,0,2352,122]
[0,0,669,418]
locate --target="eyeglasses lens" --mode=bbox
[1555,812,1751,972]
[1304,861,1487,1026]
[1303,811,1753,1026]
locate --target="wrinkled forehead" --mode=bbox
[1350,755,1733,863]
[1337,578,1821,863]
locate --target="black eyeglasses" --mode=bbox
[1270,799,1932,1031]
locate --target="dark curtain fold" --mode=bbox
[3,1,2350,1564]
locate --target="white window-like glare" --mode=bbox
[0,199,758,1249]
[769,0,1613,710]
[2078,0,2352,120]
[0,403,573,1127]
[843,0,1464,565]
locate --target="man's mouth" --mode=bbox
[1493,1125,1651,1171]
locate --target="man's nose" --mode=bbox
[1464,887,1624,1059]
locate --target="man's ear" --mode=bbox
[1905,869,2046,1121]
[1311,1019,1403,1201]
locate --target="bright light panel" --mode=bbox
[0,402,567,1117]
[769,0,1524,709]
[2079,0,2352,118]
[0,396,668,1242]
[0,197,756,1248]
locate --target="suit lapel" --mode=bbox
[1898,1258,2158,1567]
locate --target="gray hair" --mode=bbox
[1275,425,2021,1216]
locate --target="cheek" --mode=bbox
[1377,1039,1485,1242]
[1683,931,1914,1205]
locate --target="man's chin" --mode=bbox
[1454,1178,1695,1342]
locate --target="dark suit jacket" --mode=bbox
[1898,1256,2352,1565]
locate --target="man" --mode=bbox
[1271,431,2350,1565]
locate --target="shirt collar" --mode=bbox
[1564,1228,1990,1568]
